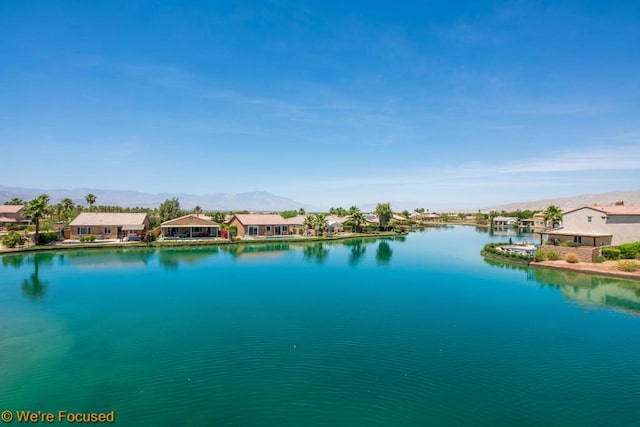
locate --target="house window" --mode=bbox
[587,216,592,223]
[282,225,288,232]
[266,225,272,232]
[574,236,582,244]
[248,226,259,236]
[104,227,111,234]
[77,227,91,235]
[193,227,202,233]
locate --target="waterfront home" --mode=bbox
[69,212,150,240]
[539,203,640,246]
[226,214,290,237]
[493,216,518,227]
[518,218,534,230]
[160,214,220,239]
[0,204,27,226]
[325,215,350,234]
[424,213,440,222]
[531,212,547,233]
[285,215,307,234]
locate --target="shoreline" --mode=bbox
[0,232,406,256]
[530,260,640,282]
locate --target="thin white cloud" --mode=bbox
[500,145,640,173]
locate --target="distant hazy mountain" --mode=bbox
[481,189,640,212]
[0,185,320,212]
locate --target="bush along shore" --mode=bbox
[480,242,532,266]
[0,231,407,255]
[482,240,640,282]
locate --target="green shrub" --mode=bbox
[617,260,639,272]
[594,255,605,263]
[559,241,569,247]
[38,231,59,245]
[79,234,96,242]
[2,231,25,248]
[618,242,640,259]
[565,253,580,263]
[533,250,548,262]
[601,247,620,260]
[547,250,560,260]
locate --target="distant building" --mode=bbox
[493,216,518,227]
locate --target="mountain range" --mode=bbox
[480,189,640,212]
[0,185,320,212]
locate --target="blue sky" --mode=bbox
[1,1,639,210]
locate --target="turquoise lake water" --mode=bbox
[1,226,640,426]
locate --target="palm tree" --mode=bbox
[25,194,50,245]
[85,193,96,211]
[61,198,75,222]
[348,206,364,233]
[351,211,365,233]
[298,208,306,215]
[193,205,202,214]
[543,205,563,229]
[313,214,329,235]
[5,197,25,205]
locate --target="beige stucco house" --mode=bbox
[160,214,219,239]
[69,213,150,240]
[0,205,26,226]
[540,204,640,246]
[226,214,290,237]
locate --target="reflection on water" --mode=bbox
[375,241,393,265]
[65,248,155,268]
[158,247,219,269]
[21,253,55,300]
[222,243,289,260]
[484,258,640,315]
[303,242,329,264]
[342,239,367,267]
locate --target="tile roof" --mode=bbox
[563,205,640,216]
[161,214,219,227]
[284,215,307,225]
[0,205,23,214]
[69,212,149,226]
[229,214,289,226]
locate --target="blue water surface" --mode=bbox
[1,226,639,426]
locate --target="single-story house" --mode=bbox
[285,215,307,234]
[539,203,640,246]
[69,212,150,240]
[226,214,290,237]
[493,216,518,227]
[325,215,350,234]
[160,214,219,239]
[0,205,27,226]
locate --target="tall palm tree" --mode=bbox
[348,206,364,233]
[298,208,306,215]
[314,214,329,235]
[61,198,75,222]
[303,215,316,233]
[85,193,96,211]
[352,212,365,233]
[543,205,563,229]
[25,194,50,245]
[193,205,202,214]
